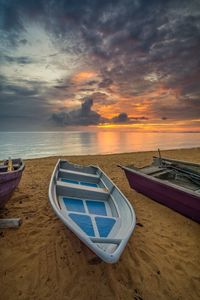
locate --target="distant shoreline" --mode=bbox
[23,147,200,161]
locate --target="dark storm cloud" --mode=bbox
[152,95,200,120]
[0,0,23,32]
[0,0,200,129]
[112,113,129,123]
[54,84,71,89]
[52,98,103,126]
[51,97,147,126]
[0,74,46,96]
[112,113,148,124]
[0,75,62,127]
[2,84,38,96]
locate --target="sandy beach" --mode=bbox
[0,148,200,300]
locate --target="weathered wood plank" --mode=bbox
[0,218,22,228]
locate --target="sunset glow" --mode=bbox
[0,0,199,131]
[72,71,98,83]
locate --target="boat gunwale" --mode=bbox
[153,156,200,168]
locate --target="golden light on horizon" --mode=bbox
[98,119,200,132]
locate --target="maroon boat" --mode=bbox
[119,155,200,223]
[0,158,25,208]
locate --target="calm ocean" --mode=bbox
[0,130,200,160]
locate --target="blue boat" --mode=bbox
[48,160,136,263]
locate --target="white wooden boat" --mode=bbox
[48,160,136,263]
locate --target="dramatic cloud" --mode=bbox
[52,98,102,126]
[0,0,200,130]
[52,98,149,126]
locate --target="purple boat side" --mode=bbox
[123,168,200,224]
[0,160,25,208]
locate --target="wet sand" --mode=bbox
[0,148,200,300]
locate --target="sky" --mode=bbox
[0,0,200,131]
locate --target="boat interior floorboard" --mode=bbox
[59,195,118,239]
[140,166,164,175]
[168,178,198,191]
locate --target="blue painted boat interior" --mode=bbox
[69,213,95,237]
[63,197,116,238]
[95,217,116,238]
[86,200,107,216]
[63,197,85,213]
[61,178,98,188]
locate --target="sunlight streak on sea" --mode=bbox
[0,131,200,159]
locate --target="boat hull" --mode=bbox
[123,168,200,223]
[0,161,25,208]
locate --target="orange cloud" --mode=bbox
[72,71,98,83]
[96,84,181,119]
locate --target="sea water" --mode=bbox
[0,130,200,159]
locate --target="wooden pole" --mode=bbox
[158,148,163,167]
